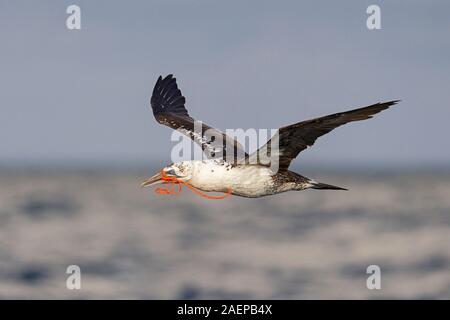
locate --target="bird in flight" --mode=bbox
[141,74,398,198]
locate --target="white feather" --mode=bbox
[178,160,276,197]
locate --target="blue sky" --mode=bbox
[1,0,449,168]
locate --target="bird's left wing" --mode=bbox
[244,100,399,171]
[150,75,247,162]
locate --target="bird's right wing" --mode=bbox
[244,101,399,171]
[150,75,247,162]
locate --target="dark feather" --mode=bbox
[246,100,399,171]
[150,75,247,162]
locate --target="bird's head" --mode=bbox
[140,162,194,188]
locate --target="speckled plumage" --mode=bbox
[141,75,398,198]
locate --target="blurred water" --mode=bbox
[0,169,449,299]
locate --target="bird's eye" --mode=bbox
[165,169,176,176]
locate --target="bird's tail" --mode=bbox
[310,180,348,191]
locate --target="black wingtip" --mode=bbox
[150,74,188,117]
[385,99,401,106]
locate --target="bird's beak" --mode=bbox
[140,171,163,188]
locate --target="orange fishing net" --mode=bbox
[154,170,233,200]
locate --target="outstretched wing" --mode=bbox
[150,74,247,162]
[245,100,399,171]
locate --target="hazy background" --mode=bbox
[1,0,449,168]
[1,1,450,299]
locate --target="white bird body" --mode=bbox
[187,160,276,197]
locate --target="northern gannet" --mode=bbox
[141,75,398,198]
